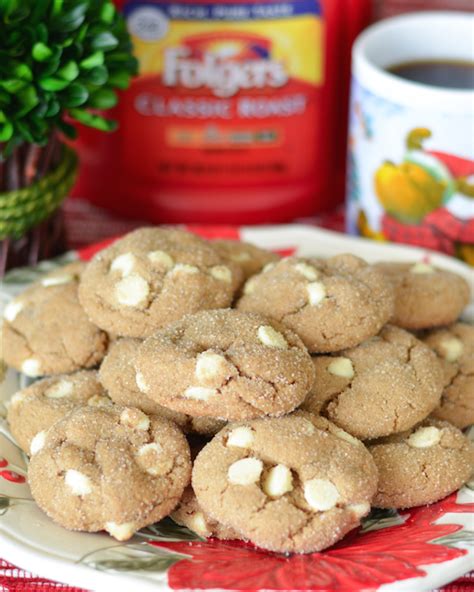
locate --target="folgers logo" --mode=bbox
[162,32,289,97]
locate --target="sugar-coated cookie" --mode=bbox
[78,228,238,338]
[99,338,226,435]
[374,261,470,330]
[135,309,315,421]
[7,370,111,454]
[237,254,394,352]
[213,240,280,285]
[422,323,474,429]
[3,262,108,377]
[302,325,444,440]
[172,486,240,540]
[368,419,474,509]
[192,413,377,553]
[28,405,191,540]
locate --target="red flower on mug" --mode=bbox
[151,494,471,591]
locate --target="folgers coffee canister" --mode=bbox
[71,0,371,224]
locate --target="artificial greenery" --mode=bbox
[0,0,138,157]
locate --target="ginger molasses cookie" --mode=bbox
[302,325,444,440]
[368,419,474,509]
[99,338,225,436]
[213,240,280,284]
[374,261,470,330]
[422,323,474,429]
[135,309,315,421]
[28,405,191,540]
[7,370,111,455]
[172,486,240,540]
[237,254,394,353]
[3,263,108,377]
[192,413,377,554]
[78,227,238,338]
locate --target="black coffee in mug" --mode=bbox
[388,60,474,90]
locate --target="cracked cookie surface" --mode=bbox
[78,228,238,338]
[28,405,191,540]
[301,325,444,440]
[134,309,315,421]
[3,262,108,377]
[172,486,240,540]
[237,254,394,353]
[192,412,377,554]
[374,261,470,330]
[7,370,111,454]
[213,240,280,288]
[422,323,474,429]
[368,418,474,508]
[100,338,226,435]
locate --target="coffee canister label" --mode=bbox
[122,0,322,187]
[347,77,474,264]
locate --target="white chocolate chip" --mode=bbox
[228,458,263,486]
[440,337,464,363]
[171,263,199,275]
[45,380,73,399]
[262,464,293,498]
[135,372,151,393]
[304,478,340,511]
[257,325,288,349]
[243,277,258,294]
[348,502,371,518]
[105,521,136,541]
[30,431,46,455]
[120,408,150,431]
[183,386,217,401]
[189,512,209,536]
[195,351,229,384]
[21,358,42,377]
[10,391,26,407]
[410,262,435,274]
[407,426,441,448]
[327,357,354,379]
[227,426,254,448]
[4,300,23,322]
[210,265,232,284]
[330,426,360,446]
[110,252,136,276]
[137,442,163,476]
[307,282,327,306]
[294,262,319,281]
[115,274,149,307]
[41,274,74,287]
[262,262,276,273]
[148,250,174,269]
[65,469,92,496]
[87,395,111,407]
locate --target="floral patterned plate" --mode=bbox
[1,224,473,592]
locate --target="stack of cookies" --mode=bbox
[3,227,473,554]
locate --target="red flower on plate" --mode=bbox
[0,471,26,484]
[151,494,471,591]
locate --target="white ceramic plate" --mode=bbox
[1,224,473,592]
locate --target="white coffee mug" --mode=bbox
[347,12,474,264]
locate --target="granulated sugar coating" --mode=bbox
[100,338,226,436]
[422,323,474,429]
[302,325,445,440]
[237,254,394,353]
[3,262,108,377]
[192,412,377,554]
[172,485,240,541]
[7,370,111,454]
[135,309,315,421]
[78,228,240,338]
[28,405,191,541]
[368,418,474,509]
[375,261,470,330]
[213,239,280,286]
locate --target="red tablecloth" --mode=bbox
[2,198,472,592]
